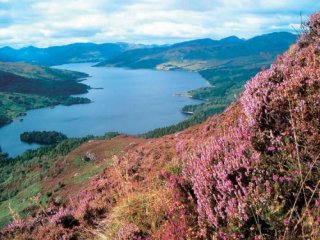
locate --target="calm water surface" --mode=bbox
[0,63,208,157]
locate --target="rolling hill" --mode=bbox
[0,62,91,127]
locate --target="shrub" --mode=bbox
[184,12,320,239]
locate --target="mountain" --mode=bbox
[0,33,297,135]
[0,62,90,127]
[106,32,296,138]
[98,32,297,71]
[0,33,296,69]
[1,13,319,239]
[0,43,147,66]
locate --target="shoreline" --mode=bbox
[1,64,207,156]
[0,96,92,129]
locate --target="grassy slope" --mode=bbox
[0,62,91,127]
[0,133,133,228]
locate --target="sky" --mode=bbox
[0,0,319,48]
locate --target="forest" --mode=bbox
[20,131,68,145]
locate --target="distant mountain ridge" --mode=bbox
[0,43,149,66]
[98,32,297,138]
[0,32,298,134]
[171,36,244,48]
[98,32,297,71]
[0,32,296,68]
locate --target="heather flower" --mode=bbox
[267,146,276,152]
[285,176,292,182]
[6,219,25,232]
[176,140,185,153]
[184,12,320,238]
[115,224,142,240]
[184,117,264,234]
[279,177,285,183]
[309,13,320,36]
[292,170,301,175]
[283,219,290,226]
[307,161,314,169]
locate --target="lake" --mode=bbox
[0,63,208,157]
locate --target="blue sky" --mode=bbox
[0,0,319,48]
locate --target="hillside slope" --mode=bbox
[0,62,90,127]
[1,14,320,240]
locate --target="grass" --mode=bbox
[0,92,56,118]
[99,189,170,240]
[0,154,106,228]
[69,160,111,185]
[0,138,93,228]
[0,182,42,227]
[0,134,135,229]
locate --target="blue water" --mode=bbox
[0,63,207,157]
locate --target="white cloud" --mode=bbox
[0,0,319,47]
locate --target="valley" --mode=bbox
[0,0,319,238]
[0,63,206,157]
[0,30,311,240]
[0,32,297,137]
[129,32,298,137]
[0,32,297,153]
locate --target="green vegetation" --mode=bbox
[0,93,57,125]
[20,131,68,145]
[101,32,296,72]
[0,62,88,81]
[0,132,119,228]
[0,93,91,127]
[143,66,262,138]
[0,34,297,230]
[0,62,91,127]
[103,33,296,138]
[143,103,225,138]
